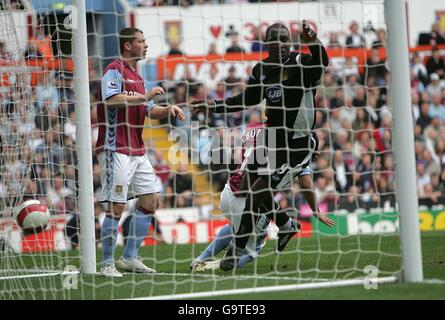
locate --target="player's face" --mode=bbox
[129,32,148,60]
[266,27,291,63]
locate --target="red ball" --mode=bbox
[15,200,50,234]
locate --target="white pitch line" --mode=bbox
[126,277,399,300]
[0,271,79,281]
[125,271,333,282]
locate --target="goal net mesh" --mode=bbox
[0,0,408,299]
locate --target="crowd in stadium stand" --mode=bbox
[0,21,445,240]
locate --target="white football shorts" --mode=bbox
[98,150,161,203]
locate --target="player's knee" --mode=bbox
[138,194,160,213]
[109,202,125,218]
[299,175,312,190]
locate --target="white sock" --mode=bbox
[278,218,292,231]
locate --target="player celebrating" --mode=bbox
[192,22,331,270]
[96,27,184,277]
[191,120,333,272]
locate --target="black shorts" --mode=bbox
[247,133,316,189]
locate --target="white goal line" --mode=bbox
[127,276,399,300]
[0,270,79,281]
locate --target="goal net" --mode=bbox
[0,0,423,300]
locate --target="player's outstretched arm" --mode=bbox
[149,104,185,121]
[191,69,263,115]
[300,21,329,84]
[298,174,335,227]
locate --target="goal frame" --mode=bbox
[70,0,423,287]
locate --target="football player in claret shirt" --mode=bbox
[96,27,185,277]
[192,22,334,270]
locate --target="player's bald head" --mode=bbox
[265,23,290,44]
[265,23,291,63]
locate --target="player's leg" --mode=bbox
[98,150,132,277]
[192,183,244,270]
[236,213,270,268]
[233,175,270,252]
[101,202,125,275]
[298,171,318,214]
[118,154,160,273]
[121,192,159,259]
[191,224,233,271]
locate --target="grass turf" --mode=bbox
[1,231,444,300]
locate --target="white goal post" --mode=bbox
[384,0,423,282]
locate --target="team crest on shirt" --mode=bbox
[265,86,283,103]
[108,81,117,89]
[115,185,123,194]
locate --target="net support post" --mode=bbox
[384,0,423,282]
[73,0,97,274]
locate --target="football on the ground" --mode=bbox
[15,200,50,234]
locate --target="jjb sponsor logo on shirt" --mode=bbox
[265,86,283,103]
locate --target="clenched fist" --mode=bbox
[300,20,317,43]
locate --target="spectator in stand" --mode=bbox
[426,47,445,78]
[411,52,429,86]
[224,65,243,92]
[63,110,77,142]
[330,87,345,109]
[326,32,342,49]
[166,163,193,207]
[345,21,366,48]
[225,26,245,53]
[418,22,445,46]
[332,150,352,193]
[35,72,59,111]
[352,87,367,107]
[371,28,387,48]
[343,74,360,101]
[211,82,227,101]
[356,153,376,194]
[417,161,431,197]
[0,41,12,59]
[428,93,445,122]
[366,48,387,86]
[204,63,220,93]
[426,73,445,97]
[338,185,364,211]
[341,56,360,81]
[191,83,207,103]
[208,42,219,55]
[319,70,337,102]
[167,39,184,55]
[250,26,267,52]
[180,66,199,97]
[152,149,171,190]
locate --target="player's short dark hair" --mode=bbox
[265,23,289,43]
[119,27,143,54]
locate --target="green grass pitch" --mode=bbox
[1,231,444,300]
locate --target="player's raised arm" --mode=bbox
[299,21,329,85]
[213,73,263,113]
[191,68,263,115]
